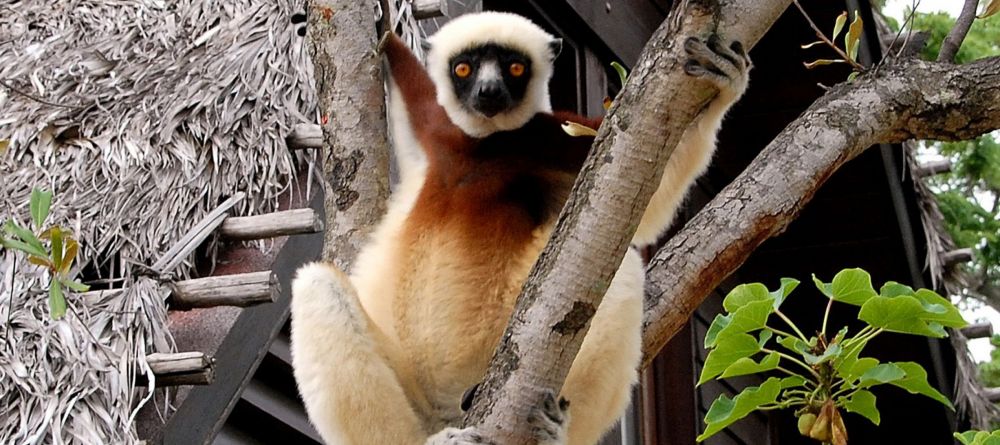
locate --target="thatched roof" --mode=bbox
[0,0,316,442]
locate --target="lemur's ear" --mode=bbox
[548,38,563,61]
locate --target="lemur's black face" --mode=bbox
[449,44,532,118]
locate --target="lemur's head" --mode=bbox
[427,12,562,138]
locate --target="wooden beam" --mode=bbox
[915,159,952,177]
[287,123,321,150]
[143,352,215,386]
[412,0,448,19]
[941,248,975,268]
[220,209,324,240]
[169,271,279,310]
[961,321,994,339]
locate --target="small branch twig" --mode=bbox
[937,0,979,63]
[0,79,84,110]
[792,0,866,71]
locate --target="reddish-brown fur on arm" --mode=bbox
[381,33,468,157]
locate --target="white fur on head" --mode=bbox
[427,12,557,138]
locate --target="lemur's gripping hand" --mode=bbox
[425,391,569,445]
[683,35,752,104]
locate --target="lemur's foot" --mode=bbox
[528,390,570,445]
[683,34,752,100]
[425,427,497,445]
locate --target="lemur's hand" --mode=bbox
[427,390,569,445]
[291,11,307,37]
[682,35,752,103]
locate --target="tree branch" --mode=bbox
[306,0,391,268]
[937,0,980,63]
[641,55,1000,367]
[462,0,792,442]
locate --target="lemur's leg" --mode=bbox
[426,390,569,445]
[291,263,429,444]
[632,35,752,246]
[560,250,644,445]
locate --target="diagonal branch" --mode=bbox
[641,55,1000,367]
[462,0,792,443]
[937,0,980,63]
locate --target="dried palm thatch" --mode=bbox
[0,0,318,443]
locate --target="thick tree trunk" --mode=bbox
[641,55,1000,367]
[306,0,391,268]
[462,1,792,443]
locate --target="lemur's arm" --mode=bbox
[379,33,467,156]
[632,36,751,246]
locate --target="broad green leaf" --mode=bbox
[610,61,629,86]
[1,238,49,258]
[832,11,848,40]
[777,336,809,355]
[813,274,834,297]
[49,226,63,273]
[723,283,771,313]
[912,289,966,328]
[699,333,761,385]
[857,363,905,388]
[835,341,869,381]
[697,377,783,441]
[880,281,914,298]
[4,220,45,254]
[829,268,877,306]
[720,351,780,379]
[712,300,775,345]
[842,389,880,425]
[803,59,844,69]
[890,362,953,409]
[981,0,1000,19]
[954,430,1000,445]
[758,330,773,347]
[858,295,948,337]
[780,375,808,389]
[845,11,864,62]
[805,343,842,365]
[49,280,66,319]
[30,188,53,229]
[60,278,90,293]
[705,314,731,348]
[770,278,800,307]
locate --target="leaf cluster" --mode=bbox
[0,188,90,319]
[956,429,1000,445]
[697,268,965,444]
[798,8,866,80]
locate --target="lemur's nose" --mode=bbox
[477,82,502,99]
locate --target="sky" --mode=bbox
[883,0,967,20]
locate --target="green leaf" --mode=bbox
[911,289,966,328]
[610,61,629,86]
[705,314,731,348]
[60,278,90,293]
[699,333,762,385]
[858,295,948,337]
[847,71,859,82]
[842,389,880,425]
[829,268,877,306]
[61,238,79,275]
[771,278,800,307]
[49,280,66,319]
[890,362,953,409]
[4,220,45,255]
[713,300,776,345]
[778,335,809,355]
[954,430,1000,445]
[697,377,784,442]
[1,238,49,258]
[880,281,914,298]
[30,188,53,230]
[780,375,808,389]
[804,343,842,365]
[857,363,906,388]
[719,351,780,379]
[49,226,63,273]
[832,11,848,40]
[723,283,771,313]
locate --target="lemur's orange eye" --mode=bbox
[509,63,525,77]
[454,63,472,78]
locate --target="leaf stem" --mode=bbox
[821,297,834,337]
[765,325,799,340]
[775,309,811,343]
[766,348,821,380]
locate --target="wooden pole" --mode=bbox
[220,208,324,240]
[169,271,279,310]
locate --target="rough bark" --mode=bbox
[306,0,390,268]
[462,1,792,443]
[641,55,1000,367]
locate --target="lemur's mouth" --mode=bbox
[472,99,508,117]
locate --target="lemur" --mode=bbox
[290,11,751,445]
